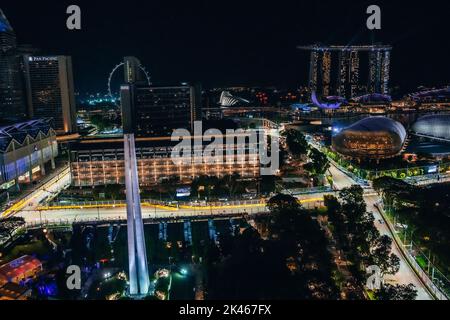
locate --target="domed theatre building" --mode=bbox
[332,116,407,160]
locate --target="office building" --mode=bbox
[24,56,77,134]
[0,9,27,122]
[121,84,202,136]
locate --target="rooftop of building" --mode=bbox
[353,93,392,104]
[0,118,55,152]
[70,131,263,151]
[0,255,42,283]
[409,87,450,101]
[0,282,31,300]
[297,44,392,51]
[337,116,407,141]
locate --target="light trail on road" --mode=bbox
[2,151,437,300]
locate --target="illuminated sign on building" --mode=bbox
[28,56,58,62]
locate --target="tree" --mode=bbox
[222,173,241,198]
[336,186,381,267]
[0,216,25,240]
[267,193,301,213]
[304,148,330,176]
[282,129,309,158]
[370,235,400,276]
[89,114,113,132]
[374,283,418,300]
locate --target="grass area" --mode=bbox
[416,256,428,270]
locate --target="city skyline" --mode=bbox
[0,0,449,304]
[1,0,448,94]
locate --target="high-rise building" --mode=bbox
[368,50,390,95]
[337,50,360,98]
[307,50,332,97]
[298,44,391,99]
[123,56,147,85]
[24,56,77,134]
[308,50,319,94]
[0,9,26,122]
[321,50,332,97]
[121,83,202,136]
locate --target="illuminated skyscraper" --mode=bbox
[24,56,77,134]
[337,50,349,97]
[308,50,319,93]
[0,9,26,121]
[380,51,390,95]
[321,50,332,96]
[368,50,390,95]
[349,51,360,98]
[336,50,359,98]
[299,44,391,99]
[307,49,331,97]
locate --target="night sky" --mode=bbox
[2,0,449,93]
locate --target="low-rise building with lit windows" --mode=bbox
[69,133,262,187]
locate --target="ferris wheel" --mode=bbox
[107,62,151,106]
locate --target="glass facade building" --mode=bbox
[24,56,77,134]
[332,116,406,159]
[0,9,26,122]
[121,84,202,136]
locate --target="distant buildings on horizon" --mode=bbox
[298,44,391,100]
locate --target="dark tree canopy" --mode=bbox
[282,129,309,157]
[374,283,418,300]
